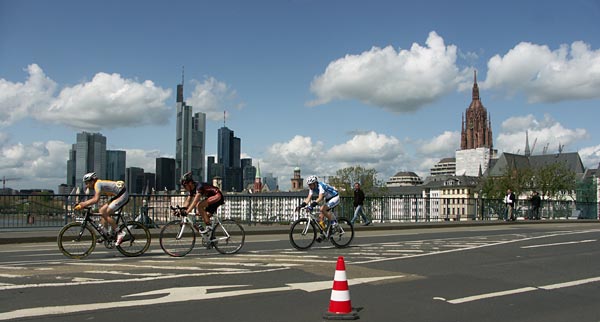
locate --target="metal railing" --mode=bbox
[0,193,598,228]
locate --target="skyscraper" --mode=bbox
[156,157,176,191]
[218,126,242,192]
[106,150,126,181]
[68,132,107,189]
[175,80,206,187]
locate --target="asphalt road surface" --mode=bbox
[1,222,600,321]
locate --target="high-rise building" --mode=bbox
[68,132,107,189]
[218,126,242,192]
[242,158,256,191]
[156,157,175,191]
[106,150,126,181]
[126,167,145,193]
[175,80,206,188]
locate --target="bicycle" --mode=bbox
[159,205,245,256]
[289,206,354,250]
[57,206,151,259]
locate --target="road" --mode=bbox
[1,222,600,321]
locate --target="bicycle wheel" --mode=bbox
[212,220,245,254]
[57,222,96,259]
[116,221,151,257]
[159,220,196,257]
[330,218,354,248]
[289,218,316,250]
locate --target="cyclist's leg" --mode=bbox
[99,204,117,231]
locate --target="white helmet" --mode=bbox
[306,175,318,185]
[83,172,97,183]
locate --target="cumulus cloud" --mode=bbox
[122,149,167,173]
[0,64,172,131]
[483,40,600,103]
[579,144,600,169]
[0,139,70,189]
[496,114,588,154]
[186,77,244,121]
[0,64,57,126]
[416,131,460,155]
[308,31,467,112]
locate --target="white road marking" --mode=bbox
[521,239,596,248]
[0,275,404,321]
[441,276,600,304]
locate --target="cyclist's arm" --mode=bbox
[186,193,203,214]
[78,188,101,208]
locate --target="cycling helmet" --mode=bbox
[82,172,97,183]
[180,171,194,185]
[306,175,318,185]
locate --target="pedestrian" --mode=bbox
[530,191,541,220]
[504,189,516,221]
[351,182,371,226]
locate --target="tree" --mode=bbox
[328,166,382,196]
[534,162,576,200]
[481,161,575,200]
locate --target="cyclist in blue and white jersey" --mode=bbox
[297,175,339,227]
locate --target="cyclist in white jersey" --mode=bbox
[74,172,129,245]
[297,175,339,227]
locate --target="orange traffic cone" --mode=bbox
[323,256,359,320]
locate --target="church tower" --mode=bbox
[455,70,497,177]
[461,71,493,150]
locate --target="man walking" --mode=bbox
[351,182,371,226]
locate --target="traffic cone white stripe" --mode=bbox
[334,270,347,280]
[330,290,351,301]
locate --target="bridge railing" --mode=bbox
[0,193,597,228]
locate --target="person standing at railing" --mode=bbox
[351,182,371,226]
[530,191,541,220]
[504,189,516,221]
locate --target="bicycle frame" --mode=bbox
[298,207,340,238]
[76,208,126,243]
[170,205,231,243]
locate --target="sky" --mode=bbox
[1,0,600,191]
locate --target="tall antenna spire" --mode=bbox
[223,110,226,127]
[181,66,185,87]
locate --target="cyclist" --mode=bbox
[74,172,129,246]
[297,175,339,228]
[180,171,225,233]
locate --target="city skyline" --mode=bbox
[1,0,600,191]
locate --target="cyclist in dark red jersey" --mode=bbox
[180,171,225,233]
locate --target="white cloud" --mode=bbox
[579,144,600,169]
[0,139,70,190]
[483,40,600,103]
[0,64,173,131]
[0,64,57,126]
[122,149,165,173]
[308,31,467,112]
[416,131,460,155]
[186,77,243,121]
[496,114,588,154]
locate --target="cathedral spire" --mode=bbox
[472,70,480,101]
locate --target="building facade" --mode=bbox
[68,132,107,189]
[106,150,126,182]
[175,82,206,188]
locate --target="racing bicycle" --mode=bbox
[159,205,245,256]
[58,206,151,259]
[289,206,354,250]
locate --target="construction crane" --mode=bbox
[2,176,21,190]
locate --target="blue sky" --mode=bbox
[1,0,600,191]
